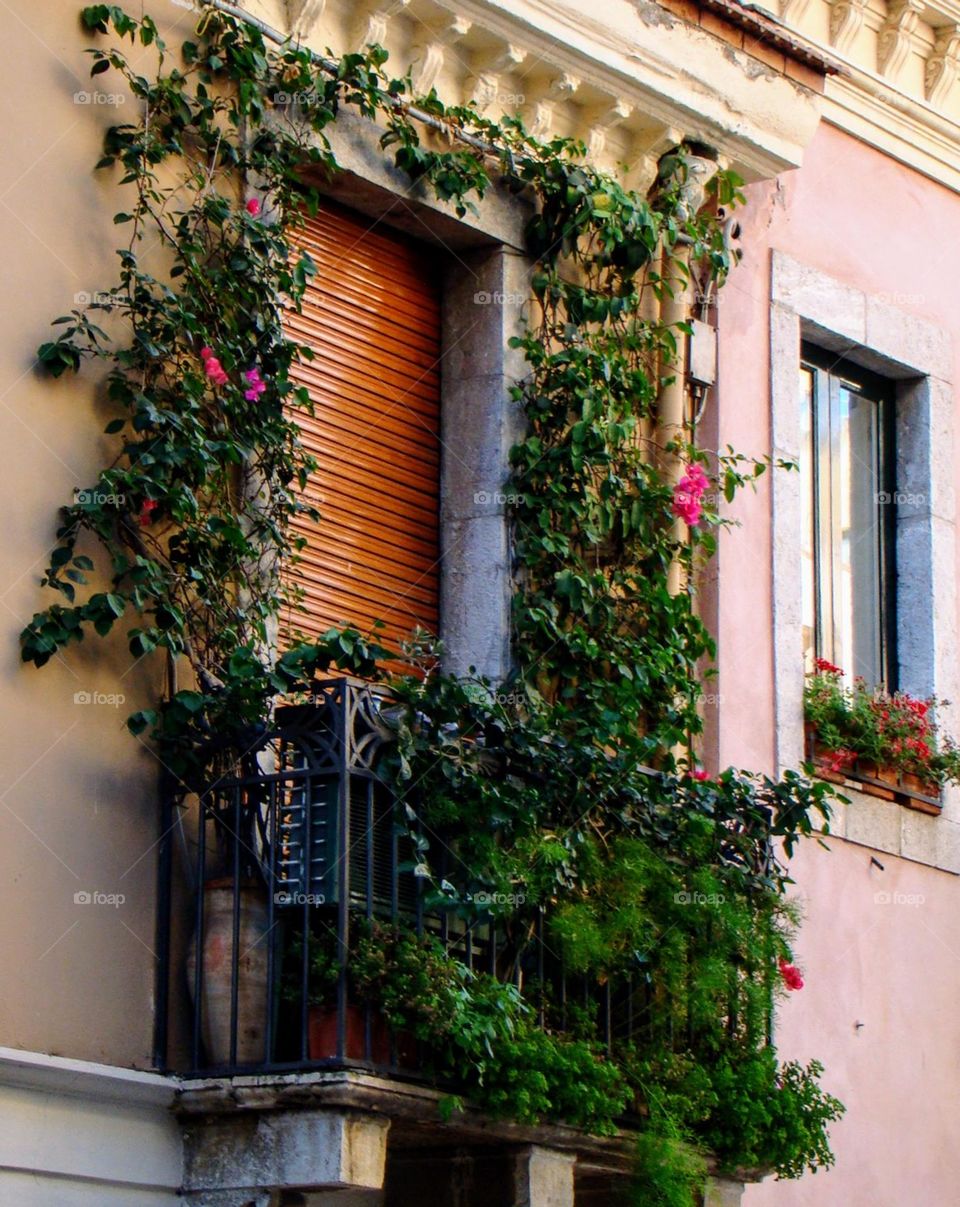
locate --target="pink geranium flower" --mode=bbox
[245,197,261,216]
[778,958,804,991]
[138,498,158,527]
[692,768,711,782]
[201,346,229,388]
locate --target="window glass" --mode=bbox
[837,384,883,684]
[799,367,816,672]
[800,351,894,689]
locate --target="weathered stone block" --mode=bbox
[843,791,901,857]
[183,1110,389,1196]
[703,1175,745,1207]
[770,252,866,345]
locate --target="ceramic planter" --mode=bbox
[900,772,943,814]
[308,1002,391,1063]
[186,879,269,1066]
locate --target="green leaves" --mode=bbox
[37,339,82,377]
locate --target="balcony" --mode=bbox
[154,678,764,1205]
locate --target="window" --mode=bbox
[800,346,896,688]
[282,201,442,661]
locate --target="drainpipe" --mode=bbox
[657,241,693,596]
[651,143,719,596]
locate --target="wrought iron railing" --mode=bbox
[153,677,773,1081]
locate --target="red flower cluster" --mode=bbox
[200,345,229,387]
[805,659,958,786]
[869,691,935,771]
[691,768,711,782]
[824,748,856,775]
[138,498,158,527]
[778,958,804,991]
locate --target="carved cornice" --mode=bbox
[351,0,411,52]
[586,97,634,158]
[877,0,925,79]
[268,0,826,182]
[824,65,960,193]
[829,0,870,55]
[775,0,960,193]
[925,24,960,105]
[779,0,813,28]
[466,43,527,111]
[529,71,580,140]
[410,13,472,96]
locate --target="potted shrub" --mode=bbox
[803,660,960,812]
[283,930,392,1064]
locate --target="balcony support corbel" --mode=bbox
[182,1110,390,1205]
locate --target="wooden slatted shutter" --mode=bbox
[282,202,442,659]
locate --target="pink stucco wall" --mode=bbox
[717,122,960,1205]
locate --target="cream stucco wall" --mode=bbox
[717,121,960,1206]
[0,1,207,1066]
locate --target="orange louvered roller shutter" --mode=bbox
[282,202,441,660]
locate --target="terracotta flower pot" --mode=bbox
[308,1002,391,1064]
[187,879,269,1067]
[901,771,941,800]
[875,764,899,789]
[813,762,848,785]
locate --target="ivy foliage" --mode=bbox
[24,3,844,1194]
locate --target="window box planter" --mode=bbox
[806,727,942,815]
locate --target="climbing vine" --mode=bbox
[23,3,844,1196]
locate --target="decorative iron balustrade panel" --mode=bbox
[154,678,429,1076]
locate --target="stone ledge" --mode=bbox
[0,1046,175,1108]
[175,1069,769,1192]
[823,784,960,874]
[175,1070,637,1180]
